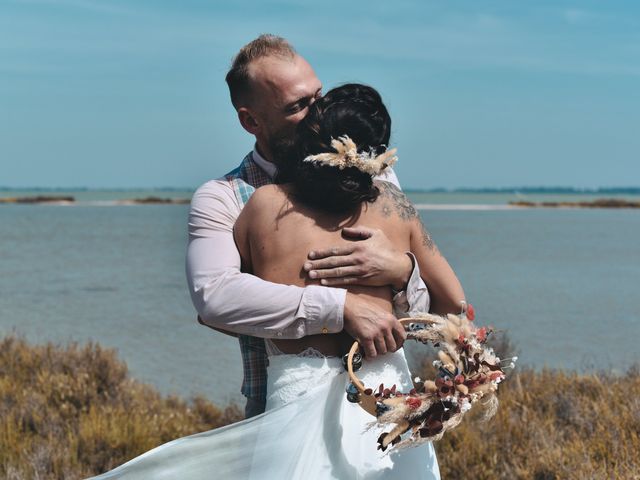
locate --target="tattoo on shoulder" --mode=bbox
[381,204,392,217]
[377,182,438,252]
[419,218,437,251]
[378,182,418,220]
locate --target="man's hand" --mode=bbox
[343,292,406,358]
[303,226,413,290]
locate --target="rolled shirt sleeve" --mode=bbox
[392,252,430,317]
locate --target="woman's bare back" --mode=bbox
[234,181,415,356]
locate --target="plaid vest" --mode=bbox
[226,152,273,400]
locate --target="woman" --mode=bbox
[91,84,464,479]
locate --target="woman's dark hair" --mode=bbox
[276,83,391,213]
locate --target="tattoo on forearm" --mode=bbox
[378,182,418,220]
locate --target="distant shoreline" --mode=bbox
[406,187,640,194]
[3,194,640,209]
[3,186,640,195]
[0,195,190,205]
[0,195,76,205]
[509,199,640,209]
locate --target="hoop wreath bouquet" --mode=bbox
[343,302,517,452]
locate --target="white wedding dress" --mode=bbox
[90,348,440,479]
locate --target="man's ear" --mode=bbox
[238,108,260,135]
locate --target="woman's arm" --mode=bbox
[408,216,465,315]
[378,182,465,315]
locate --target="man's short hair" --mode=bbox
[225,34,297,110]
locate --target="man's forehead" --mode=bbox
[249,53,296,72]
[248,55,319,101]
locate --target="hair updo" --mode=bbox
[276,83,392,213]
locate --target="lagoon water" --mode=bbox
[1,191,639,406]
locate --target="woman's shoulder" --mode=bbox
[374,180,418,214]
[236,185,288,238]
[372,180,420,222]
[252,183,284,197]
[243,184,290,214]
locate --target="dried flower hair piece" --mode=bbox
[343,303,516,452]
[303,135,397,176]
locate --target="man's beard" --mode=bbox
[266,129,296,170]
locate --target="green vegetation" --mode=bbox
[1,335,638,479]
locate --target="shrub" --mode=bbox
[0,336,242,479]
[434,367,640,479]
[2,334,638,479]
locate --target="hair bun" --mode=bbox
[278,84,392,213]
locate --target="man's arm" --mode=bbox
[186,179,346,339]
[187,179,405,356]
[230,184,407,358]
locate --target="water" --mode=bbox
[1,203,244,406]
[1,194,639,406]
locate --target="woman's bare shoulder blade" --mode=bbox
[243,184,287,215]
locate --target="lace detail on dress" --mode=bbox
[297,346,332,358]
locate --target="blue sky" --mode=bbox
[2,0,639,189]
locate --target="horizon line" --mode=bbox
[3,186,640,194]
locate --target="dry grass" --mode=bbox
[0,335,242,479]
[411,333,640,479]
[433,353,640,480]
[2,334,639,479]
[435,366,640,479]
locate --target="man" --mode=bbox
[186,34,429,418]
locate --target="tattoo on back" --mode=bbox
[378,182,438,252]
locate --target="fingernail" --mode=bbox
[320,279,327,285]
[304,262,312,271]
[308,251,316,259]
[309,271,317,279]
